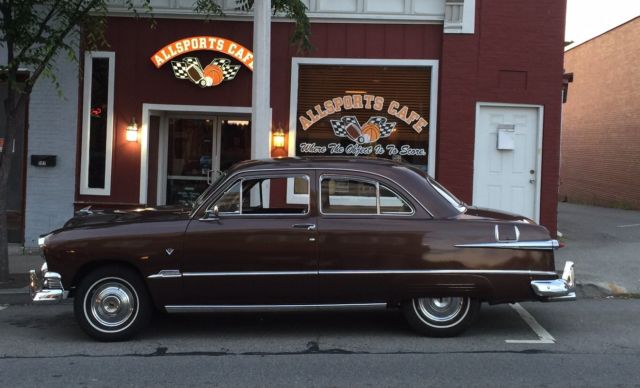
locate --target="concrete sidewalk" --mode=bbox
[2,202,638,300]
[556,202,640,297]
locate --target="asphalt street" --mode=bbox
[1,299,639,387]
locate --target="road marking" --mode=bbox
[617,223,640,228]
[0,305,8,311]
[505,303,555,344]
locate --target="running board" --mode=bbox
[164,303,388,313]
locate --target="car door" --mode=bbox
[316,172,431,303]
[180,171,318,305]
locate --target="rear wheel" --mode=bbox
[402,296,480,337]
[73,266,151,341]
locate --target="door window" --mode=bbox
[321,176,413,215]
[212,176,310,215]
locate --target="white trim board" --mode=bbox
[80,51,115,196]
[473,102,544,223]
[288,57,439,178]
[139,103,252,204]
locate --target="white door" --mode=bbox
[473,105,541,221]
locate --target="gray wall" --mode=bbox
[23,52,79,247]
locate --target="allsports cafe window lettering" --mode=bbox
[299,94,429,134]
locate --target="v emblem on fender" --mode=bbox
[165,248,175,256]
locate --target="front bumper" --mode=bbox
[531,261,576,302]
[29,263,67,304]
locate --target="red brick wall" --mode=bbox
[438,0,567,235]
[560,17,640,209]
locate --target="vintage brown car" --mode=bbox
[30,157,575,341]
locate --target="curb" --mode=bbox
[575,282,640,299]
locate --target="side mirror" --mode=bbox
[203,206,219,221]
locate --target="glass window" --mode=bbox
[321,178,377,214]
[380,185,412,214]
[80,52,114,195]
[241,176,309,215]
[211,176,309,215]
[321,177,413,215]
[213,181,241,214]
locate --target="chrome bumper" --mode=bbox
[531,261,576,302]
[29,263,67,304]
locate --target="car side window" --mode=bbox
[241,176,309,215]
[211,175,310,215]
[321,178,377,214]
[379,185,413,214]
[213,180,241,214]
[321,176,413,215]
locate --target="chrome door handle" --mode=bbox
[292,223,316,230]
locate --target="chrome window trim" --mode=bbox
[455,239,560,250]
[192,167,433,218]
[318,174,416,217]
[206,173,312,218]
[162,269,558,277]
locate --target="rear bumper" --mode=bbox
[531,261,576,302]
[29,263,67,304]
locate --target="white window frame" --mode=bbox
[80,51,115,196]
[288,57,439,178]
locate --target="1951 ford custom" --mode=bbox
[30,157,575,341]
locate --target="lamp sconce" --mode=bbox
[272,127,286,149]
[126,117,138,142]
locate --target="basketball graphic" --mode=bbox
[203,64,224,86]
[360,122,381,143]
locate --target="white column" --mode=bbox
[251,0,272,159]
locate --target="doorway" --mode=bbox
[158,115,251,206]
[472,103,543,222]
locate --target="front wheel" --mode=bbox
[402,296,480,337]
[74,266,151,341]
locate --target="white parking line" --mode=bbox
[0,305,8,311]
[505,303,555,344]
[617,223,640,228]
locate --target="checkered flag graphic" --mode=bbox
[330,116,360,138]
[171,57,201,80]
[366,116,396,139]
[209,58,241,81]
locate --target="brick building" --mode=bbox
[4,0,567,246]
[560,17,640,209]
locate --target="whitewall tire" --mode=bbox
[402,296,480,337]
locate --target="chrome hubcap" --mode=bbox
[416,297,465,322]
[90,282,135,328]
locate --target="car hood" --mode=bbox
[62,205,191,229]
[461,206,535,223]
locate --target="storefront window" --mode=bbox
[295,64,432,169]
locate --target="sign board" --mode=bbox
[150,36,253,88]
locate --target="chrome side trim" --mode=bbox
[148,270,182,279]
[182,271,317,277]
[176,269,558,277]
[319,269,558,276]
[454,239,560,250]
[164,303,387,313]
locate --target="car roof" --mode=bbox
[228,156,406,172]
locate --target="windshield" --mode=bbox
[190,171,227,212]
[428,177,466,213]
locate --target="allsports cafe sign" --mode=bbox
[298,94,429,157]
[150,36,253,88]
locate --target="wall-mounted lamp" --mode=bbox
[272,127,286,149]
[126,117,138,142]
